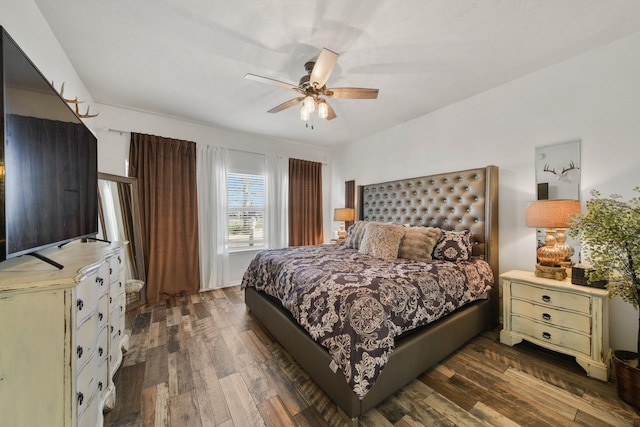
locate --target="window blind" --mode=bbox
[227,172,265,249]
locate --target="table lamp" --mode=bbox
[525,199,580,280]
[334,208,355,242]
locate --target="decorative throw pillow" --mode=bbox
[397,227,442,263]
[345,221,368,249]
[359,223,405,260]
[432,229,473,262]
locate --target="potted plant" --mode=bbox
[568,187,640,408]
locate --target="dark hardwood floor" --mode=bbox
[104,286,640,426]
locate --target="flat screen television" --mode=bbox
[1,26,98,267]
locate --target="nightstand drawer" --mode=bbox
[511,299,591,334]
[512,315,591,355]
[511,282,591,314]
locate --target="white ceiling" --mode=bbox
[34,0,640,147]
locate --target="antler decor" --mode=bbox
[52,81,99,118]
[543,161,579,178]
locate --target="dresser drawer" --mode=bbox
[512,315,591,355]
[98,325,109,362]
[98,293,109,329]
[110,316,124,342]
[76,309,100,372]
[109,254,123,283]
[511,282,591,314]
[98,349,109,396]
[111,276,124,300]
[76,355,99,418]
[77,381,101,427]
[511,299,591,334]
[97,262,110,297]
[75,273,99,325]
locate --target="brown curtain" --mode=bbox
[288,158,323,246]
[129,133,200,303]
[345,180,356,230]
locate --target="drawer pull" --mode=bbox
[99,347,104,357]
[542,313,551,321]
[119,281,122,288]
[118,329,121,336]
[542,332,551,340]
[110,297,113,304]
[110,268,113,275]
[77,299,84,310]
[111,326,114,333]
[98,381,103,391]
[77,346,83,358]
[96,277,104,286]
[542,295,551,303]
[77,392,84,406]
[118,256,122,264]
[99,312,103,321]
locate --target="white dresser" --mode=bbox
[500,270,611,381]
[0,241,128,426]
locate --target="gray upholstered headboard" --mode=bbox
[358,165,499,324]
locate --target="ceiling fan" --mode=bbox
[245,48,379,122]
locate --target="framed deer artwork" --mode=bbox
[535,140,581,200]
[534,139,581,263]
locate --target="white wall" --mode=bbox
[329,32,640,352]
[0,0,95,125]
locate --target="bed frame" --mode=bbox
[245,165,499,424]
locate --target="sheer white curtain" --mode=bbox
[265,154,288,248]
[197,145,229,290]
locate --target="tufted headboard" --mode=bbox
[358,165,499,323]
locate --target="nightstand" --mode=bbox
[500,270,611,381]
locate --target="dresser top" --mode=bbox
[0,240,125,291]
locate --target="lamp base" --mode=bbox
[534,263,567,281]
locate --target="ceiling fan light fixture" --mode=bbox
[246,47,379,123]
[300,105,311,121]
[317,100,329,119]
[303,95,315,113]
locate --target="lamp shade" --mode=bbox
[525,199,580,228]
[334,208,355,222]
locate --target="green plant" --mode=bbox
[568,187,640,357]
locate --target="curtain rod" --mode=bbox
[101,128,328,166]
[102,127,129,135]
[228,147,328,166]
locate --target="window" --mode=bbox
[227,172,265,250]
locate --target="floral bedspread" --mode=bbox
[241,244,493,398]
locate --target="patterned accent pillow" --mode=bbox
[432,229,473,262]
[345,221,368,249]
[359,223,405,260]
[397,226,442,263]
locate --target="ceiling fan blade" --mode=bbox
[325,101,337,120]
[310,48,338,89]
[267,97,304,113]
[324,87,379,99]
[245,73,301,92]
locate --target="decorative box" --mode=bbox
[571,266,607,289]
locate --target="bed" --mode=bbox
[242,165,499,424]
